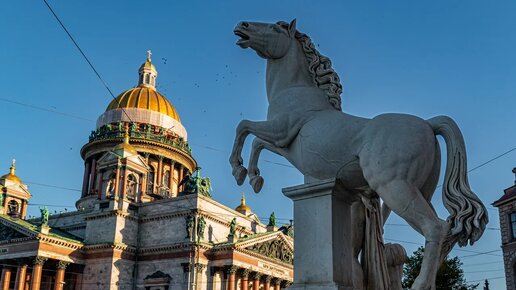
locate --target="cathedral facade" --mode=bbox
[494,168,516,290]
[0,55,293,290]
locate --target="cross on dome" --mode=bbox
[147,50,152,61]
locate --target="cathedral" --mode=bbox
[0,54,294,290]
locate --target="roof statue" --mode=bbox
[230,19,488,290]
[179,167,212,197]
[40,207,49,226]
[268,212,276,227]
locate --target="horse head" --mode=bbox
[234,19,297,59]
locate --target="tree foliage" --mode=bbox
[402,247,478,290]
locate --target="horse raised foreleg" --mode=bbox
[247,138,285,193]
[229,118,301,185]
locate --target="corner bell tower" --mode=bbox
[0,160,31,219]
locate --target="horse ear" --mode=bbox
[288,19,297,36]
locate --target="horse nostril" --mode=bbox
[242,22,249,28]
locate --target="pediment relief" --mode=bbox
[0,223,31,241]
[243,236,293,264]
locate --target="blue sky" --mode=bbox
[1,0,514,288]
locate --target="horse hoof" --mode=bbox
[250,176,264,193]
[232,166,248,185]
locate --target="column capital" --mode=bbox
[224,265,238,275]
[209,266,221,277]
[194,263,206,272]
[281,280,293,288]
[157,155,164,161]
[251,272,262,280]
[264,275,273,283]
[181,262,191,273]
[33,256,47,266]
[240,268,250,278]
[272,278,282,285]
[56,261,70,270]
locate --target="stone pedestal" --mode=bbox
[282,178,355,290]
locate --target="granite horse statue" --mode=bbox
[229,20,488,290]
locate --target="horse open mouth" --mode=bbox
[234,30,250,48]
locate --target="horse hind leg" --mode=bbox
[375,180,448,290]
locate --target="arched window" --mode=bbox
[510,212,516,239]
[145,74,150,84]
[7,200,19,215]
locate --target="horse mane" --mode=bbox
[278,22,343,110]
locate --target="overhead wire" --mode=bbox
[42,0,133,123]
[10,1,512,281]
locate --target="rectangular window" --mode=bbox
[511,213,516,239]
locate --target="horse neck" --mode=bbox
[266,41,315,101]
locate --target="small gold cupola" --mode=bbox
[0,159,22,184]
[0,159,31,219]
[235,192,252,215]
[138,50,158,89]
[113,129,138,157]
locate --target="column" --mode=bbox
[240,269,249,290]
[24,272,31,290]
[15,264,28,290]
[178,164,184,193]
[157,156,163,187]
[30,256,47,290]
[121,166,128,199]
[272,278,281,290]
[73,274,82,290]
[263,276,271,290]
[194,263,206,290]
[251,272,261,290]
[53,261,69,290]
[81,161,91,197]
[1,267,12,290]
[282,178,355,290]
[169,160,175,196]
[96,170,103,199]
[21,200,27,219]
[225,266,237,290]
[88,159,96,194]
[114,166,121,198]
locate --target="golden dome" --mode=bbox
[235,192,252,213]
[1,160,21,184]
[105,87,181,122]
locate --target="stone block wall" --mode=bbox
[137,259,189,290]
[81,257,115,290]
[84,215,117,244]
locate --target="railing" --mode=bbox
[88,123,192,155]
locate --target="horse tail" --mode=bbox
[427,116,488,252]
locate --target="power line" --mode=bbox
[42,0,133,123]
[468,276,505,283]
[0,98,93,122]
[384,238,502,257]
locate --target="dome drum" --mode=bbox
[88,121,191,155]
[97,108,187,140]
